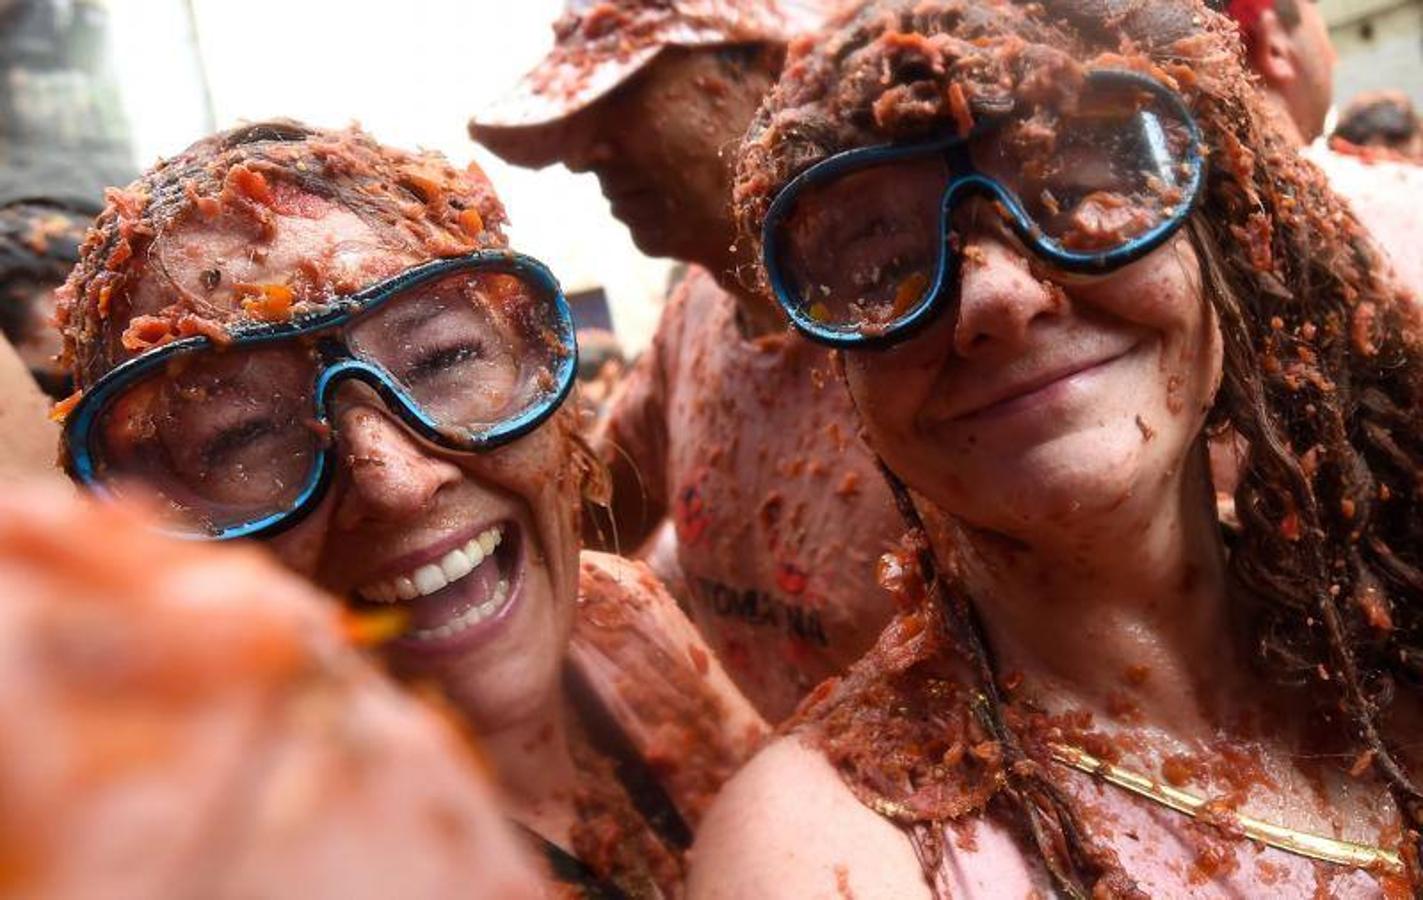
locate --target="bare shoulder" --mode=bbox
[687,735,931,900]
[573,551,731,681]
[574,550,766,744]
[571,552,767,824]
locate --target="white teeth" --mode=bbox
[357,524,505,605]
[413,563,448,595]
[408,578,508,642]
[463,537,485,569]
[440,547,473,582]
[479,528,500,555]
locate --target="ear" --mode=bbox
[1251,8,1299,89]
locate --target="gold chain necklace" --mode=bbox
[1049,743,1406,876]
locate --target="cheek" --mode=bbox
[266,501,339,578]
[1073,239,1208,367]
[642,91,724,173]
[1076,238,1198,321]
[846,315,957,432]
[846,348,936,458]
[461,427,582,565]
[1149,265,1219,419]
[464,434,562,501]
[846,357,910,439]
[1197,304,1225,412]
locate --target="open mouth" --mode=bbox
[352,521,523,646]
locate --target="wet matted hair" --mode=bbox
[736,0,1423,893]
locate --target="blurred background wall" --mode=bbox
[0,0,1418,356]
[1324,0,1423,111]
[7,0,675,355]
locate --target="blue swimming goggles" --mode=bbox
[62,250,577,541]
[761,70,1206,349]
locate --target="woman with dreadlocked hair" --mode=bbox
[689,0,1423,896]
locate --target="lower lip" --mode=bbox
[954,349,1135,426]
[386,530,527,660]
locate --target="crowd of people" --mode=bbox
[2,0,1423,896]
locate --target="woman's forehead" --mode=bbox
[125,195,422,327]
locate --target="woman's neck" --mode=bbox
[941,444,1251,740]
[477,689,583,847]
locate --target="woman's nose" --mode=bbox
[951,232,1063,358]
[332,404,462,528]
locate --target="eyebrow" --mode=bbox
[377,297,451,331]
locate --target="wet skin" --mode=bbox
[557,45,775,266]
[690,202,1404,897]
[115,196,582,735]
[843,202,1222,539]
[1253,0,1337,143]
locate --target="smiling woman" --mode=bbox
[55,121,765,898]
[689,0,1423,897]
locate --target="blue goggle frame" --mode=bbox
[761,69,1207,349]
[62,250,578,542]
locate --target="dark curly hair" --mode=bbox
[736,0,1423,894]
[0,199,94,347]
[56,121,508,389]
[1334,90,1421,155]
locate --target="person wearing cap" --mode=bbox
[1225,0,1423,301]
[472,0,905,722]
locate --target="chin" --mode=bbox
[613,208,695,261]
[915,421,1159,535]
[392,566,566,731]
[625,224,682,261]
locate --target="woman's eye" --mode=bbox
[405,342,483,382]
[200,419,278,466]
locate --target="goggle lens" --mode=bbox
[346,269,565,434]
[774,157,950,338]
[91,345,321,533]
[80,265,569,537]
[973,78,1198,253]
[769,74,1200,341]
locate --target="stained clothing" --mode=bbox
[593,267,903,720]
